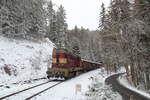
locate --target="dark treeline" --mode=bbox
[66,26,101,62]
[99,0,150,91]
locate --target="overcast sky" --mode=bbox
[52,0,110,30]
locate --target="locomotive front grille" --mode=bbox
[47,68,67,78]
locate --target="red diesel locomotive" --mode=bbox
[46,48,101,79]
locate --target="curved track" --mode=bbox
[105,73,150,100]
[0,79,63,100]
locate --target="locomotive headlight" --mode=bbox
[59,58,67,64]
[52,58,56,63]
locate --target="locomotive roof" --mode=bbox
[53,48,80,58]
[81,59,102,65]
[53,48,68,53]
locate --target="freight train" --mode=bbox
[46,48,101,80]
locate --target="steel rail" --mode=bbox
[25,81,64,100]
[0,80,57,100]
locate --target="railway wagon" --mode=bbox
[46,48,101,79]
[81,59,100,71]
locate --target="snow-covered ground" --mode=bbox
[30,69,104,100]
[3,81,58,100]
[0,78,48,97]
[0,68,123,100]
[29,68,122,100]
[0,36,54,88]
[85,69,123,100]
[118,74,150,99]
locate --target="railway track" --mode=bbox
[0,79,64,100]
[12,77,47,85]
[25,81,63,100]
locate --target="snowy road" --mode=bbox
[105,74,150,100]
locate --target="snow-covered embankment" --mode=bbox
[0,36,54,85]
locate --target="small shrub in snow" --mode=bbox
[3,64,17,76]
[4,65,11,75]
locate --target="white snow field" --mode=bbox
[0,36,54,88]
[118,74,150,99]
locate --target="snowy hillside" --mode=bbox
[0,36,54,85]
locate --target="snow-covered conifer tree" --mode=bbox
[22,0,46,39]
[0,0,46,39]
[99,2,106,30]
[56,5,67,48]
[46,0,58,43]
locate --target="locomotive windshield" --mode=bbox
[56,55,59,64]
